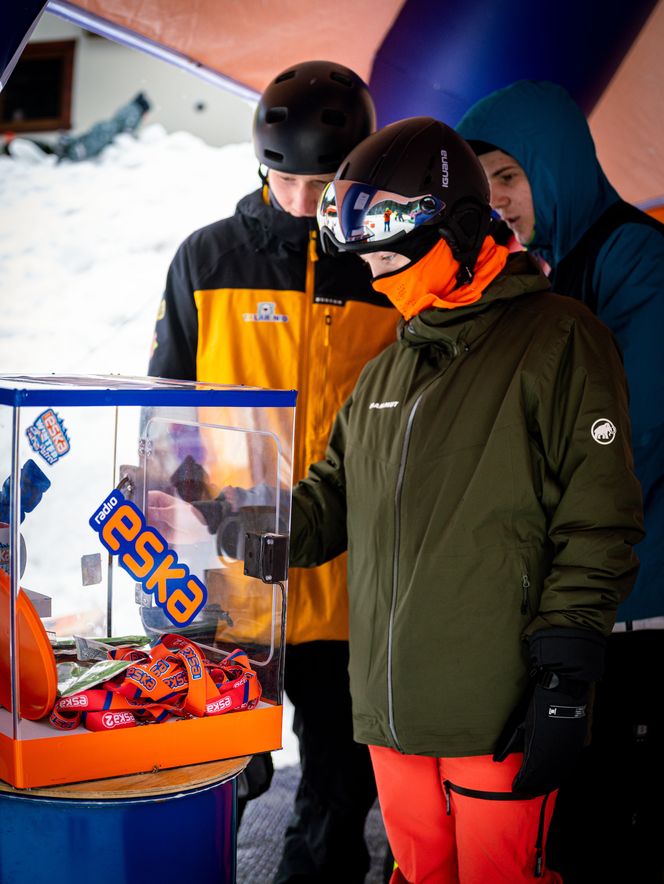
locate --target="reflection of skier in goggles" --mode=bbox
[318,180,445,248]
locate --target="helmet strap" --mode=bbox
[438,199,491,288]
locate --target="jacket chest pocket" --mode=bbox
[517,550,547,617]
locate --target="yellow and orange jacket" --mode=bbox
[149,188,398,644]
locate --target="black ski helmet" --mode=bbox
[253,60,376,175]
[319,116,492,282]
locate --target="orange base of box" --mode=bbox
[0,702,282,789]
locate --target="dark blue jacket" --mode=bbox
[457,80,664,620]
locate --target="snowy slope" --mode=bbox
[0,124,258,374]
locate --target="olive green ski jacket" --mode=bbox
[290,252,644,758]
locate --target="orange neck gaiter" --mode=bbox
[372,235,509,321]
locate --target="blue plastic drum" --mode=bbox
[0,765,238,884]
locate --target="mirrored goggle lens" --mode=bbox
[317,180,445,246]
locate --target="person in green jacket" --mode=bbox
[286,116,644,883]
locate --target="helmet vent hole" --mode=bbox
[275,71,296,84]
[263,148,284,163]
[330,71,353,88]
[265,107,288,124]
[321,109,347,128]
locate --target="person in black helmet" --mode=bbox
[148,61,398,883]
[287,116,644,882]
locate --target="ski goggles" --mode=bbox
[317,180,446,253]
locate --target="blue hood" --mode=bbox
[457,80,619,268]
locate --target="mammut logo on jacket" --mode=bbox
[242,302,289,323]
[369,401,399,410]
[591,418,617,445]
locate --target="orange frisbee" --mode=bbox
[0,569,57,720]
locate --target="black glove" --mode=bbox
[493,627,606,795]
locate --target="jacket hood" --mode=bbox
[400,251,550,350]
[456,80,619,268]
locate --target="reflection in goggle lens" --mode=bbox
[317,181,445,248]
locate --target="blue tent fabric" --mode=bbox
[369,0,659,127]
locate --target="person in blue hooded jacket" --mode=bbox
[457,78,664,882]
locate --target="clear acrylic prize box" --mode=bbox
[0,375,295,788]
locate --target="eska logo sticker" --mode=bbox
[90,490,207,627]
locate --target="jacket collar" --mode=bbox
[399,252,550,352]
[236,188,313,254]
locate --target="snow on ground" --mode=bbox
[0,124,257,374]
[0,124,297,766]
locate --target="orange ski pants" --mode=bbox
[369,745,562,884]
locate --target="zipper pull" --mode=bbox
[535,847,543,877]
[520,574,531,614]
[443,780,451,815]
[309,230,319,263]
[533,792,549,877]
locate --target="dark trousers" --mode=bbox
[274,640,378,884]
[546,629,664,882]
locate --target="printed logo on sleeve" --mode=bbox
[89,489,207,627]
[26,409,70,464]
[591,419,617,445]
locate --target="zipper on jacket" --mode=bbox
[387,353,462,751]
[295,229,318,479]
[314,310,333,436]
[388,390,428,751]
[307,229,334,439]
[520,573,531,614]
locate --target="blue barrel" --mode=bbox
[0,774,237,884]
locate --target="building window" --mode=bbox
[0,40,75,133]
